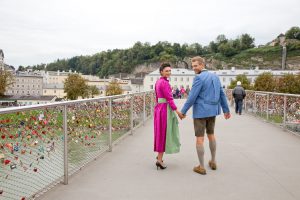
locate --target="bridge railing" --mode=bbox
[0,91,155,200]
[225,89,300,134]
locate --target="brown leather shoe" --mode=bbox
[209,161,217,170]
[193,166,206,175]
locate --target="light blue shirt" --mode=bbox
[181,70,229,118]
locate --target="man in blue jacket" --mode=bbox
[180,56,231,175]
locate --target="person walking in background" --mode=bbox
[180,86,186,99]
[154,63,185,170]
[185,85,190,98]
[232,81,246,115]
[179,56,231,175]
[175,87,180,99]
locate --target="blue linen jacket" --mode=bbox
[181,70,230,118]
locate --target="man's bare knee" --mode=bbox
[196,137,204,145]
[207,134,215,141]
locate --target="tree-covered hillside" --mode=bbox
[24,26,300,77]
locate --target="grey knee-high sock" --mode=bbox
[209,140,217,162]
[196,144,205,167]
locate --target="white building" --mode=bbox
[5,74,43,96]
[129,78,144,93]
[144,67,300,90]
[144,68,196,91]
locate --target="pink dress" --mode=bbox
[154,77,177,152]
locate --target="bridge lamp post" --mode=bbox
[279,34,287,70]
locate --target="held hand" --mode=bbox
[176,110,186,120]
[224,113,231,120]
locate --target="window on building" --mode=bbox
[151,77,153,81]
[150,85,153,89]
[180,77,183,81]
[17,85,19,87]
[54,90,56,93]
[186,77,189,81]
[44,90,47,94]
[223,77,226,82]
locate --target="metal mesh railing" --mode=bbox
[0,106,65,200]
[0,91,154,200]
[226,89,300,134]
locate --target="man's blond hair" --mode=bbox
[191,56,205,65]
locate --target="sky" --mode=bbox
[0,0,299,67]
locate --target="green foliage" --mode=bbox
[228,74,252,89]
[88,85,100,98]
[275,73,300,94]
[25,26,299,75]
[17,66,26,71]
[285,26,300,40]
[64,74,89,100]
[218,42,238,57]
[0,69,14,96]
[240,34,255,50]
[254,72,276,92]
[105,81,123,96]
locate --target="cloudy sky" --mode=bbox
[0,0,299,67]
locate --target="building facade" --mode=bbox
[144,67,300,91]
[5,74,43,96]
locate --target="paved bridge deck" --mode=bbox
[40,100,300,200]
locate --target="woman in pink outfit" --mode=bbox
[154,63,185,170]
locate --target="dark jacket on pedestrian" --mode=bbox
[232,86,246,100]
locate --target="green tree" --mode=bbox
[240,34,255,50]
[285,26,300,40]
[216,34,228,44]
[276,74,300,94]
[64,74,89,100]
[228,74,252,89]
[218,42,237,57]
[105,80,123,96]
[254,72,276,92]
[0,69,14,96]
[209,41,218,53]
[17,66,26,71]
[89,85,100,98]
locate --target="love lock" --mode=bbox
[0,189,3,194]
[14,145,19,152]
[10,163,17,170]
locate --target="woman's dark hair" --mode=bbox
[159,63,171,73]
